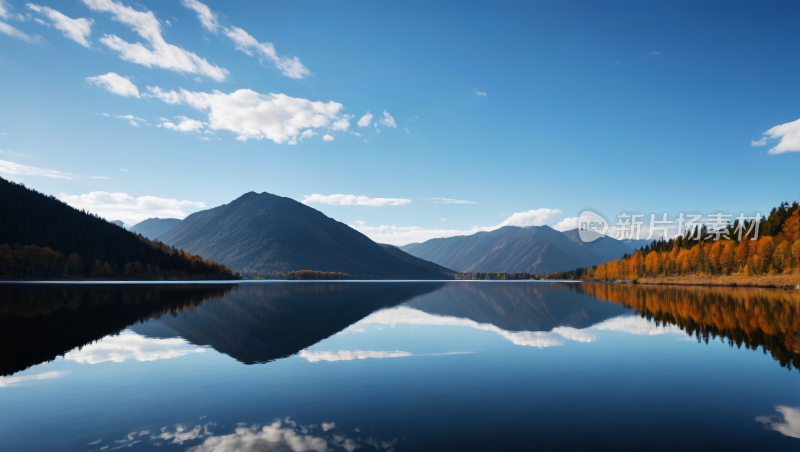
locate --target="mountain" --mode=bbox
[156,191,451,279]
[130,218,180,240]
[561,229,636,261]
[400,225,633,274]
[110,220,126,228]
[379,244,455,275]
[0,177,237,280]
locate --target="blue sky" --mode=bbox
[1,0,798,245]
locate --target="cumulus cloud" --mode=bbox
[299,350,413,363]
[423,197,477,204]
[27,3,93,47]
[64,331,205,364]
[0,370,71,388]
[58,191,205,224]
[180,0,218,33]
[145,86,349,143]
[475,89,487,97]
[0,159,78,180]
[357,111,373,128]
[302,194,411,207]
[86,72,140,97]
[158,115,207,132]
[498,208,563,227]
[353,207,562,245]
[552,216,580,232]
[223,25,310,79]
[322,134,334,142]
[378,110,397,128]
[754,117,800,154]
[757,406,800,439]
[82,0,228,81]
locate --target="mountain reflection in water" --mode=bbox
[1,281,798,377]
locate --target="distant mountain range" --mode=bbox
[156,191,454,279]
[400,225,634,274]
[130,218,180,240]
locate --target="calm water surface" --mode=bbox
[1,281,798,451]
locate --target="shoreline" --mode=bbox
[586,273,799,289]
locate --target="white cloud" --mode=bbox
[0,148,33,158]
[64,331,205,364]
[299,350,412,363]
[353,207,562,245]
[0,370,71,388]
[86,72,140,97]
[757,406,800,439]
[552,216,580,232]
[82,0,228,81]
[116,114,147,126]
[223,25,309,79]
[0,19,45,45]
[58,191,205,224]
[27,3,93,47]
[188,421,328,452]
[357,111,373,128]
[475,89,487,97]
[356,306,591,348]
[302,194,411,207]
[589,315,684,336]
[323,134,334,142]
[1,0,28,21]
[648,51,660,55]
[423,197,477,204]
[158,115,207,133]
[0,159,78,180]
[152,423,215,445]
[350,131,361,137]
[378,110,397,128]
[756,117,800,154]
[498,208,563,227]
[145,86,350,143]
[179,0,217,33]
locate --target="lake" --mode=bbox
[1,281,798,451]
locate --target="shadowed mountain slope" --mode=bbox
[401,225,633,274]
[130,218,180,240]
[157,192,450,278]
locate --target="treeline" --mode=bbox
[281,270,375,280]
[577,201,799,281]
[0,177,239,280]
[0,241,238,280]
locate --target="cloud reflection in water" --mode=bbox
[757,406,800,439]
[64,331,206,364]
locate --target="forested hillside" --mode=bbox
[581,201,799,281]
[0,177,238,280]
